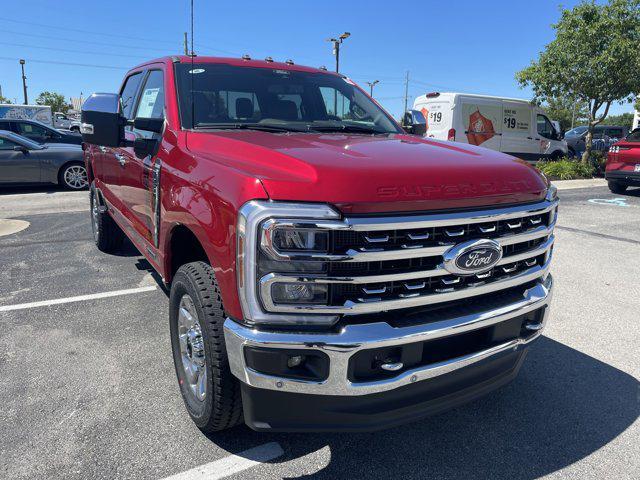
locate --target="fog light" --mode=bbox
[271,283,328,304]
[287,355,305,368]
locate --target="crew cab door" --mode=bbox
[101,71,144,212]
[117,68,165,246]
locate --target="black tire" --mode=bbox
[608,181,628,194]
[59,162,89,190]
[169,261,243,432]
[90,184,124,253]
[549,151,564,161]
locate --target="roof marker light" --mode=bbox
[242,54,251,61]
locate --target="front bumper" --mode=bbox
[224,274,553,431]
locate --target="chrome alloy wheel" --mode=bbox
[178,294,207,402]
[63,165,88,189]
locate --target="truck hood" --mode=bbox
[187,131,547,214]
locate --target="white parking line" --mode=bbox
[161,442,285,480]
[0,286,157,312]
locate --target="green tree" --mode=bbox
[542,96,589,131]
[35,91,70,114]
[0,95,11,104]
[517,0,640,164]
[603,112,635,129]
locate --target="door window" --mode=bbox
[0,138,18,150]
[536,114,555,139]
[133,70,165,140]
[15,122,52,143]
[320,87,352,118]
[119,72,144,120]
[135,70,165,119]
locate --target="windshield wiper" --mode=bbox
[194,122,308,133]
[311,124,387,135]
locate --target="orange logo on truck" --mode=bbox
[466,109,495,146]
[421,107,429,131]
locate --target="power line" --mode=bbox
[0,56,128,70]
[0,16,181,47]
[0,29,171,53]
[0,41,149,59]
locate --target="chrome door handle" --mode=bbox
[99,146,107,153]
[115,153,126,166]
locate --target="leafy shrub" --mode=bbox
[536,157,595,180]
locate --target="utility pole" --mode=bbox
[19,59,28,105]
[571,100,577,129]
[403,71,410,114]
[183,32,189,55]
[366,80,379,97]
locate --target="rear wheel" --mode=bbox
[608,181,628,194]
[169,261,243,432]
[59,162,88,190]
[90,185,124,253]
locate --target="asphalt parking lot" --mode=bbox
[1,183,639,480]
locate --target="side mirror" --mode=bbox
[402,110,427,136]
[134,117,164,134]
[13,145,29,154]
[81,93,123,147]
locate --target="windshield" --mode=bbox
[565,126,587,137]
[174,63,401,134]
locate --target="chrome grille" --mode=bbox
[257,199,557,316]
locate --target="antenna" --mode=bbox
[190,0,195,131]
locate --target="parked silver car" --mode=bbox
[0,130,87,190]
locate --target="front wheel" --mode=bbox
[169,261,243,432]
[90,185,124,253]
[608,181,628,194]
[59,162,88,190]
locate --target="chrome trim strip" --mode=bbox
[237,201,341,325]
[260,222,554,263]
[260,234,554,288]
[224,275,553,396]
[260,251,553,314]
[343,199,557,231]
[258,200,558,262]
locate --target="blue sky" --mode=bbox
[0,0,633,118]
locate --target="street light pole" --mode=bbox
[366,80,379,97]
[327,32,350,73]
[19,59,28,105]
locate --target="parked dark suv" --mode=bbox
[0,119,82,145]
[564,125,628,157]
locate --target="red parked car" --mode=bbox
[80,56,557,432]
[606,128,640,194]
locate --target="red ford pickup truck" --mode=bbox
[80,55,557,432]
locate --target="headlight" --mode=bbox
[272,229,329,252]
[237,200,341,326]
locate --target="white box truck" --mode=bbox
[409,92,567,161]
[0,104,53,126]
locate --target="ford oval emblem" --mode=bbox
[443,239,503,276]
